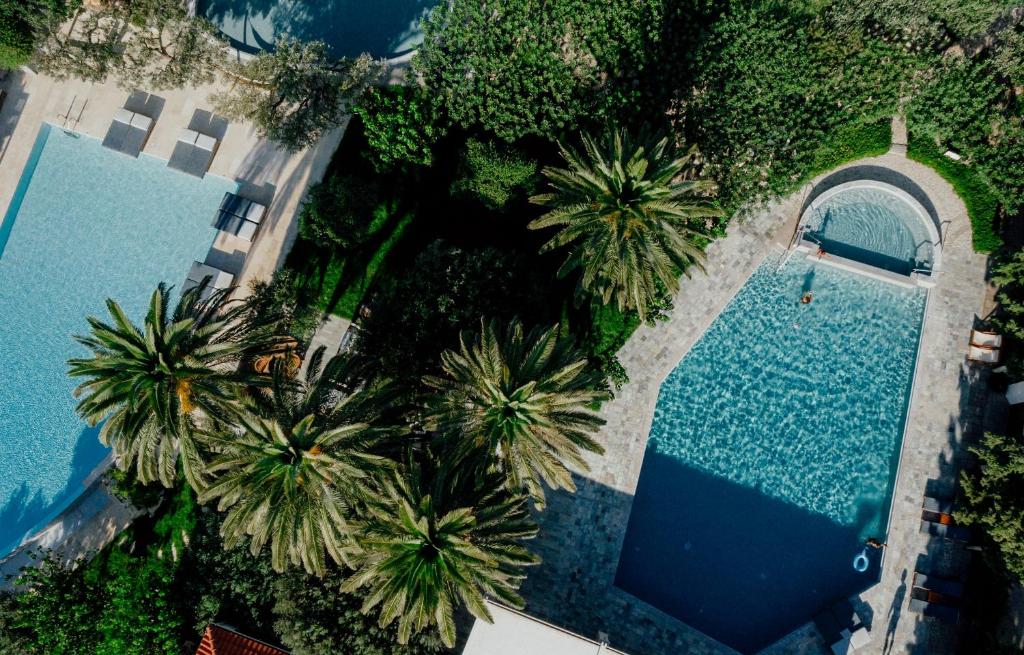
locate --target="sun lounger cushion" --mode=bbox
[920,520,972,542]
[183,261,234,301]
[112,107,134,125]
[102,108,153,158]
[195,133,218,152]
[244,202,267,223]
[912,572,965,599]
[908,597,959,624]
[849,626,871,649]
[922,496,954,515]
[971,330,1003,349]
[968,344,999,363]
[179,128,200,144]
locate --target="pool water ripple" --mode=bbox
[616,253,925,652]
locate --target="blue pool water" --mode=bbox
[0,124,235,554]
[198,0,436,58]
[804,187,934,275]
[615,254,926,653]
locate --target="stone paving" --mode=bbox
[519,150,991,655]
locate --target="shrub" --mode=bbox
[957,433,1024,582]
[298,175,380,252]
[907,133,1001,253]
[451,138,540,211]
[0,0,66,70]
[353,87,440,170]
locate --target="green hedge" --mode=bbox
[907,134,1002,253]
[801,120,892,186]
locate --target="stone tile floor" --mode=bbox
[519,151,992,655]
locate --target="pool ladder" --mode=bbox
[58,95,87,134]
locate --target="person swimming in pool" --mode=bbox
[865,537,886,549]
[801,291,813,304]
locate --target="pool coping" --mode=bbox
[799,179,943,274]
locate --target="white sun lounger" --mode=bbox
[212,192,268,242]
[168,128,220,178]
[967,344,1000,364]
[102,108,154,157]
[970,329,1003,349]
[183,261,234,301]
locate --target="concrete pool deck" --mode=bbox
[0,67,340,570]
[519,149,990,655]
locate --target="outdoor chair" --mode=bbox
[212,192,267,242]
[168,127,220,178]
[182,261,234,301]
[101,107,154,157]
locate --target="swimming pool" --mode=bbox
[197,0,436,59]
[0,124,236,555]
[802,181,938,276]
[615,253,926,653]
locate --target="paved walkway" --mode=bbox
[298,314,353,378]
[519,151,991,655]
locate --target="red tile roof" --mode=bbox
[195,624,290,655]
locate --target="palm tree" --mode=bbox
[342,463,539,647]
[423,319,606,508]
[68,282,276,490]
[529,128,722,320]
[199,348,395,576]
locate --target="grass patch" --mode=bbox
[319,211,414,319]
[802,119,893,183]
[907,134,1001,253]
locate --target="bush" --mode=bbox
[272,568,445,655]
[580,302,641,390]
[353,241,556,380]
[907,133,1001,253]
[246,269,322,343]
[0,0,66,70]
[957,433,1024,582]
[803,119,893,180]
[298,175,380,253]
[451,138,540,211]
[353,87,440,171]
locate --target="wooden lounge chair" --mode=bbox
[971,329,1003,349]
[920,495,972,542]
[912,571,965,601]
[968,329,1002,364]
[908,595,960,624]
[253,337,301,377]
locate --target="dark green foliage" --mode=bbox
[957,433,1024,582]
[108,466,165,509]
[907,134,1001,252]
[245,269,322,344]
[992,250,1024,352]
[687,2,913,207]
[0,0,65,69]
[94,549,183,655]
[4,555,103,654]
[353,241,556,381]
[451,138,540,211]
[580,302,642,390]
[415,0,663,141]
[212,40,385,150]
[804,120,893,181]
[272,567,446,655]
[354,87,441,170]
[299,175,381,252]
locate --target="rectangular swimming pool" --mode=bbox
[0,124,236,555]
[615,253,926,653]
